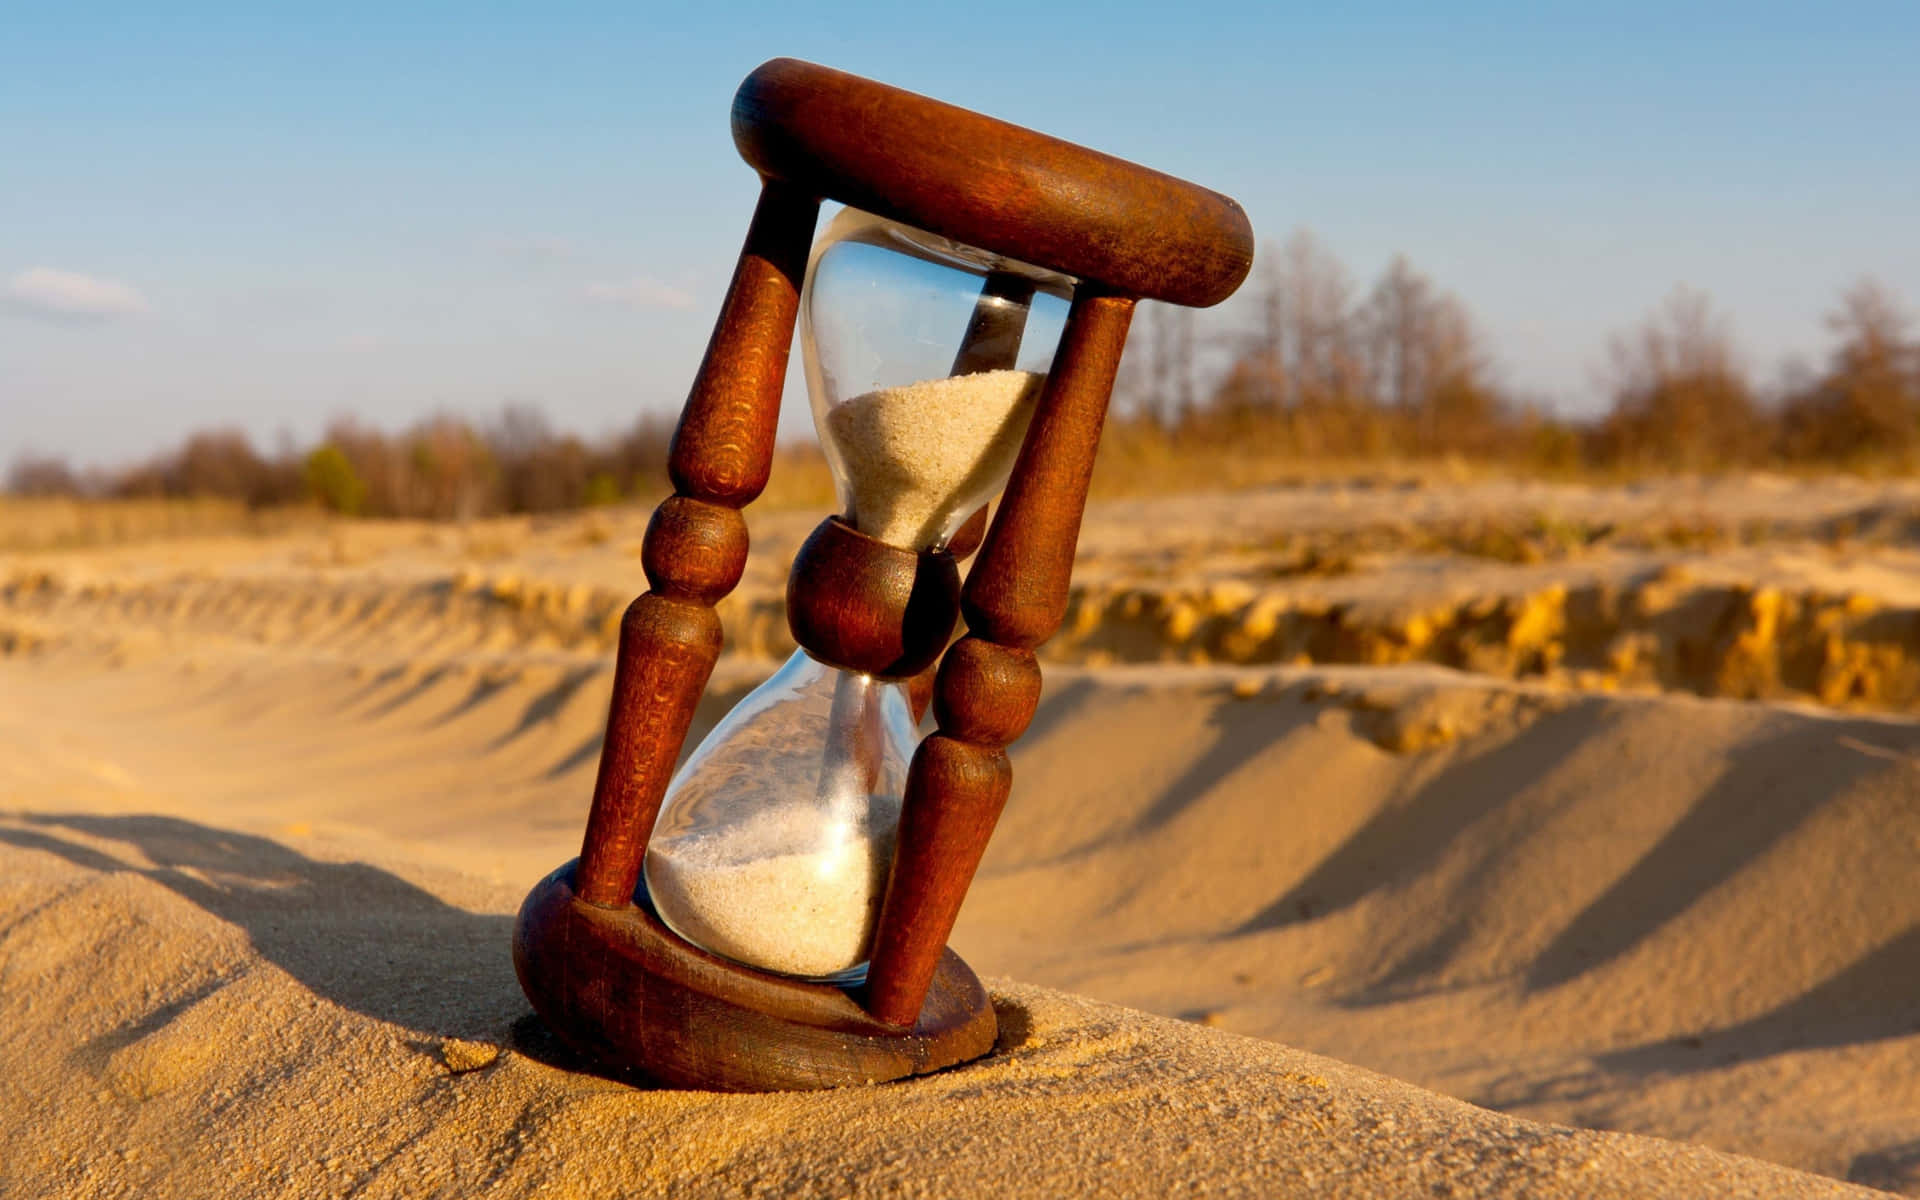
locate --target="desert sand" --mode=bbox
[3,475,1917,1196]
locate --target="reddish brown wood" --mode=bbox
[864,291,1136,1027]
[515,862,996,1090]
[946,505,989,560]
[733,59,1254,309]
[903,505,986,723]
[964,291,1137,648]
[789,278,999,689]
[641,496,748,605]
[576,597,724,908]
[950,272,1037,378]
[572,178,818,908]
[932,638,1042,747]
[785,516,960,679]
[864,736,1012,1027]
[670,176,820,505]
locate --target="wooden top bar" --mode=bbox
[731,58,1255,308]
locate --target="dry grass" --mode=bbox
[0,446,838,555]
[0,497,322,552]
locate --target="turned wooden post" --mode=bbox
[574,178,819,908]
[864,289,1136,1026]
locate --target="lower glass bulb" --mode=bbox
[642,649,917,983]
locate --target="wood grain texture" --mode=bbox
[516,862,997,1091]
[641,496,749,606]
[863,291,1136,1026]
[540,60,1257,1077]
[732,58,1253,309]
[570,179,818,907]
[785,516,960,680]
[931,637,1042,748]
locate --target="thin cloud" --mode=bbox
[3,266,149,322]
[582,277,695,311]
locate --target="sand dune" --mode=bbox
[0,813,1871,1198]
[3,478,1917,1195]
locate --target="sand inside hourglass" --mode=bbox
[824,367,1044,549]
[647,804,897,979]
[643,659,909,981]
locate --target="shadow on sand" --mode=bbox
[1,813,525,1044]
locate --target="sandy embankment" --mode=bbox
[2,477,1917,1196]
[9,475,1920,712]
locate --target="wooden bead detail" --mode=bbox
[932,637,1040,748]
[576,595,724,907]
[642,496,749,605]
[785,517,960,679]
[864,735,1013,1028]
[668,177,819,506]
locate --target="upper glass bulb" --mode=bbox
[801,208,1073,550]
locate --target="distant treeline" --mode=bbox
[1106,231,1920,477]
[8,231,1919,516]
[5,409,681,520]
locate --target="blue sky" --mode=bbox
[4,2,1917,467]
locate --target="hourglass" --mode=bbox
[514,58,1252,1091]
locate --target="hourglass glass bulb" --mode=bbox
[643,650,918,983]
[801,208,1072,550]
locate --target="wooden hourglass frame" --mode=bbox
[513,58,1253,1092]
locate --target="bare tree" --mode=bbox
[490,403,591,513]
[1357,257,1504,455]
[1422,294,1504,454]
[1599,287,1761,470]
[1277,228,1362,410]
[1200,242,1289,429]
[1133,302,1197,429]
[5,454,82,497]
[409,415,496,520]
[1253,242,1287,411]
[1363,254,1434,416]
[1779,278,1919,464]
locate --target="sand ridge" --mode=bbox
[10,476,1920,712]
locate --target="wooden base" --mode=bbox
[513,861,998,1091]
